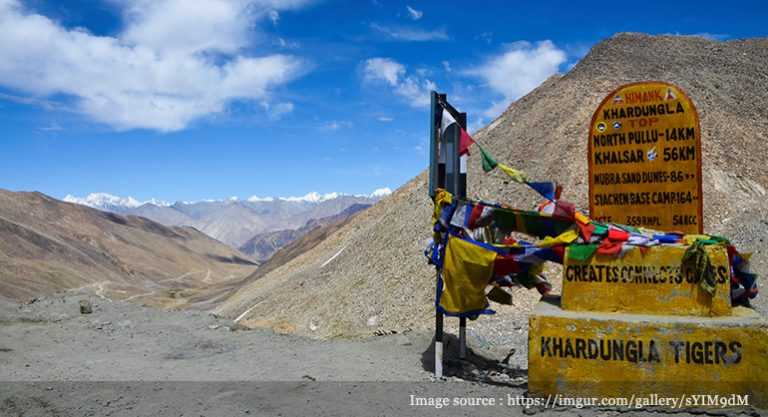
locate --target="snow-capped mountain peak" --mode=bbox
[278,192,340,203]
[247,196,275,202]
[65,187,393,209]
[64,193,148,209]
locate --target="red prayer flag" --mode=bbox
[459,128,475,155]
[607,228,629,242]
[597,239,623,255]
[468,203,484,228]
[494,256,521,276]
[577,221,596,241]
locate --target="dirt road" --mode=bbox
[0,295,757,416]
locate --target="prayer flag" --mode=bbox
[459,128,475,155]
[526,181,556,201]
[497,163,527,183]
[440,108,457,134]
[479,145,497,173]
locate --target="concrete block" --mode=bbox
[528,297,768,408]
[563,245,731,316]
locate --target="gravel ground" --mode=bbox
[2,294,760,417]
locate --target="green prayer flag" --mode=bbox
[479,145,498,173]
[567,244,599,262]
[592,223,609,236]
[491,208,573,239]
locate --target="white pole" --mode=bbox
[459,317,467,359]
[435,299,444,378]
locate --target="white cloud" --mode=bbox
[0,0,310,131]
[475,31,493,44]
[321,120,352,130]
[441,60,451,72]
[261,101,294,120]
[274,37,300,49]
[467,40,566,119]
[363,57,435,108]
[370,187,392,197]
[363,57,404,86]
[370,23,448,41]
[481,100,509,120]
[38,122,63,132]
[268,9,280,25]
[405,5,422,20]
[377,116,393,122]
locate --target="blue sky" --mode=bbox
[1,0,767,202]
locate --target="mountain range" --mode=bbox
[0,189,257,308]
[64,189,390,248]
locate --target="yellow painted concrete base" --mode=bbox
[563,245,731,316]
[528,296,768,408]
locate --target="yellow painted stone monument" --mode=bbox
[527,82,767,409]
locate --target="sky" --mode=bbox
[1,0,767,203]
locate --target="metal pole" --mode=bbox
[428,91,438,198]
[430,91,444,378]
[456,111,468,360]
[431,94,470,374]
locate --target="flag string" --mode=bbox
[437,102,556,202]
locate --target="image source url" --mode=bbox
[408,393,750,410]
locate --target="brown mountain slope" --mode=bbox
[216,33,768,338]
[239,203,371,262]
[0,189,256,308]
[241,203,369,283]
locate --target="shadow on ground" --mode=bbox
[421,333,528,388]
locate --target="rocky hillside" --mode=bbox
[240,203,371,286]
[239,203,371,261]
[216,33,768,339]
[0,189,256,308]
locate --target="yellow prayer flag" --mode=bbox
[497,163,527,183]
[536,228,579,248]
[439,236,496,315]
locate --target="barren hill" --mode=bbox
[216,33,768,339]
[0,189,256,308]
[239,203,371,261]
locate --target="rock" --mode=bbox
[502,348,516,365]
[79,300,93,315]
[227,323,249,332]
[366,315,378,327]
